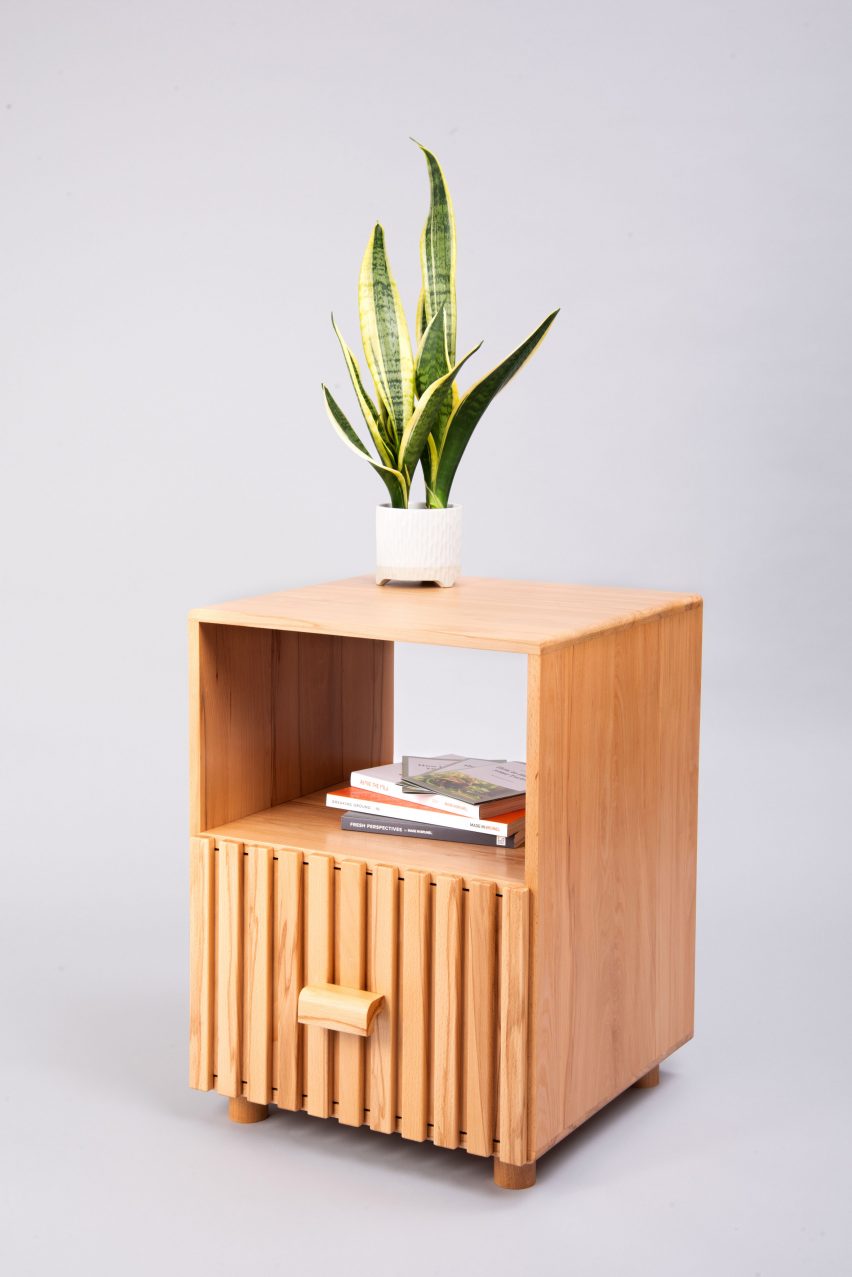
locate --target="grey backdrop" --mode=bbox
[2,1,850,1273]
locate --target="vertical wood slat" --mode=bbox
[189,836,215,1090]
[305,853,335,1117]
[432,874,463,1148]
[499,886,530,1165]
[201,840,519,1158]
[463,879,497,1156]
[215,841,244,1097]
[400,869,431,1141]
[367,865,399,1133]
[274,849,303,1109]
[243,846,273,1104]
[336,860,367,1126]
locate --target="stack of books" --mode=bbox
[326,754,526,848]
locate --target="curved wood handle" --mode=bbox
[297,983,385,1037]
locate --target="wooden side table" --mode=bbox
[188,577,702,1189]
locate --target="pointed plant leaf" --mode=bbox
[376,391,397,453]
[323,384,408,508]
[399,342,481,477]
[331,315,394,468]
[415,288,428,343]
[358,224,415,435]
[416,305,456,488]
[415,303,450,396]
[434,310,559,506]
[366,334,399,447]
[422,432,440,495]
[376,392,395,451]
[413,140,457,364]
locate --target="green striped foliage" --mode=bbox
[324,143,557,508]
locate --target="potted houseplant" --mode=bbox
[323,141,558,587]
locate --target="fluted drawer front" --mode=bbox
[189,838,530,1161]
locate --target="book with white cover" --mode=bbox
[351,754,463,799]
[326,787,525,838]
[350,758,523,819]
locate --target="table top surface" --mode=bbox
[191,576,701,654]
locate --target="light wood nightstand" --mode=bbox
[188,576,702,1189]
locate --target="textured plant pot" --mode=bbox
[375,503,462,587]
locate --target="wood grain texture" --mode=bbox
[336,860,367,1126]
[367,865,399,1134]
[191,576,701,655]
[493,1158,536,1190]
[198,839,531,1163]
[400,869,431,1141]
[298,984,383,1036]
[199,626,273,831]
[340,638,395,782]
[273,848,303,1110]
[633,1064,660,1088]
[297,634,344,795]
[463,879,497,1157]
[656,608,702,1054]
[270,630,301,803]
[189,620,202,835]
[305,853,334,1117]
[243,845,273,1104]
[192,625,393,831]
[228,1097,268,1124]
[215,841,243,1097]
[205,789,524,889]
[432,874,463,1149]
[526,604,702,1157]
[189,836,215,1090]
[498,886,530,1165]
[190,576,702,1184]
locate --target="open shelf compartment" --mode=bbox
[190,621,526,889]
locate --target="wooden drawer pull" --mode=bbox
[297,984,385,1037]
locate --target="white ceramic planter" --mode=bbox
[375,503,462,587]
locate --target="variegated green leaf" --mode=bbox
[399,343,481,476]
[376,394,396,452]
[358,224,415,434]
[322,384,408,508]
[415,288,428,343]
[416,304,454,489]
[414,140,456,364]
[423,433,440,497]
[331,315,394,468]
[415,303,450,396]
[432,310,559,507]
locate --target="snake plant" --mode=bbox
[323,142,558,509]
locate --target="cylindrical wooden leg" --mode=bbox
[493,1158,536,1190]
[228,1097,269,1123]
[633,1064,660,1089]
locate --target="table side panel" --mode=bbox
[526,603,702,1157]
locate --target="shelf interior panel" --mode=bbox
[203,787,526,888]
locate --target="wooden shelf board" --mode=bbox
[202,788,526,888]
[190,575,701,654]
